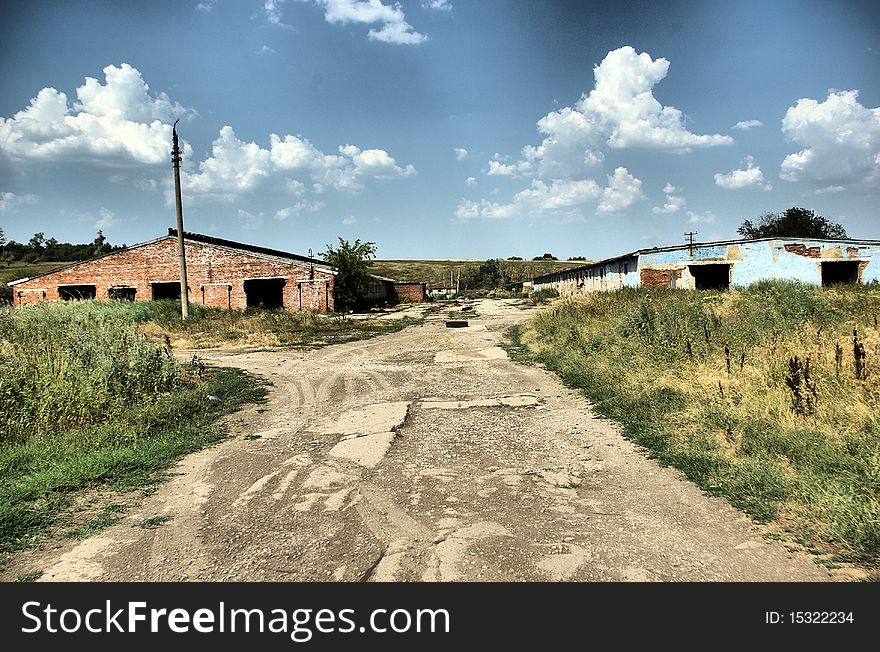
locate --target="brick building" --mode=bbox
[9,229,336,312]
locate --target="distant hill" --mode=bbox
[370,259,594,289]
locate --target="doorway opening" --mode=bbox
[689,264,731,290]
[151,282,181,300]
[821,261,859,286]
[244,278,285,309]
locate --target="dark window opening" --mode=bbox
[821,261,859,286]
[244,278,285,309]
[109,286,136,301]
[151,282,181,301]
[690,264,731,290]
[59,285,96,301]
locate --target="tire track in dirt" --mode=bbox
[5,299,840,582]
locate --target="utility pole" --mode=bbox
[171,119,190,320]
[685,231,698,257]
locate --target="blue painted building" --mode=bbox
[532,237,880,294]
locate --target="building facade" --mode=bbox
[532,237,880,295]
[9,230,336,312]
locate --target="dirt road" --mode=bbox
[16,299,831,581]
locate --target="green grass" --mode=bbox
[61,503,127,540]
[0,365,265,553]
[512,281,880,566]
[0,301,269,554]
[137,515,174,529]
[0,261,68,287]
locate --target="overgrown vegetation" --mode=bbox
[512,282,880,565]
[123,299,418,349]
[0,301,268,553]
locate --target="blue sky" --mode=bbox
[1,0,878,260]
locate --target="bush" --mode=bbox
[528,288,559,305]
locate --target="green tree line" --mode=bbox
[0,228,122,266]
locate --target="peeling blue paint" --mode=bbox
[533,237,880,292]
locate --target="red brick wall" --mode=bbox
[640,267,682,289]
[12,237,334,312]
[392,282,426,302]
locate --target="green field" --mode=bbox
[0,261,67,286]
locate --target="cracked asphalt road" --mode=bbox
[9,299,832,581]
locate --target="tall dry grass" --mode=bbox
[513,281,880,564]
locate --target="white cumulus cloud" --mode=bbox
[780,89,880,186]
[0,63,195,167]
[0,191,38,214]
[732,119,763,131]
[303,0,428,44]
[422,1,451,10]
[714,155,772,190]
[263,0,293,27]
[275,200,325,220]
[598,167,644,214]
[453,199,517,222]
[514,178,602,211]
[486,153,533,177]
[181,126,414,203]
[487,46,732,179]
[454,147,468,161]
[454,170,643,221]
[652,182,685,214]
[686,210,716,224]
[94,207,118,230]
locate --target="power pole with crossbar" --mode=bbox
[685,231,698,256]
[171,119,190,320]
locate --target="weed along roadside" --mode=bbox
[82,299,422,351]
[509,281,880,570]
[0,301,273,558]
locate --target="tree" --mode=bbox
[0,226,5,249]
[737,207,847,240]
[322,237,377,312]
[28,232,45,253]
[477,258,502,288]
[92,230,112,256]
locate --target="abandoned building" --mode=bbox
[8,229,338,311]
[8,229,430,312]
[532,237,880,295]
[364,276,428,305]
